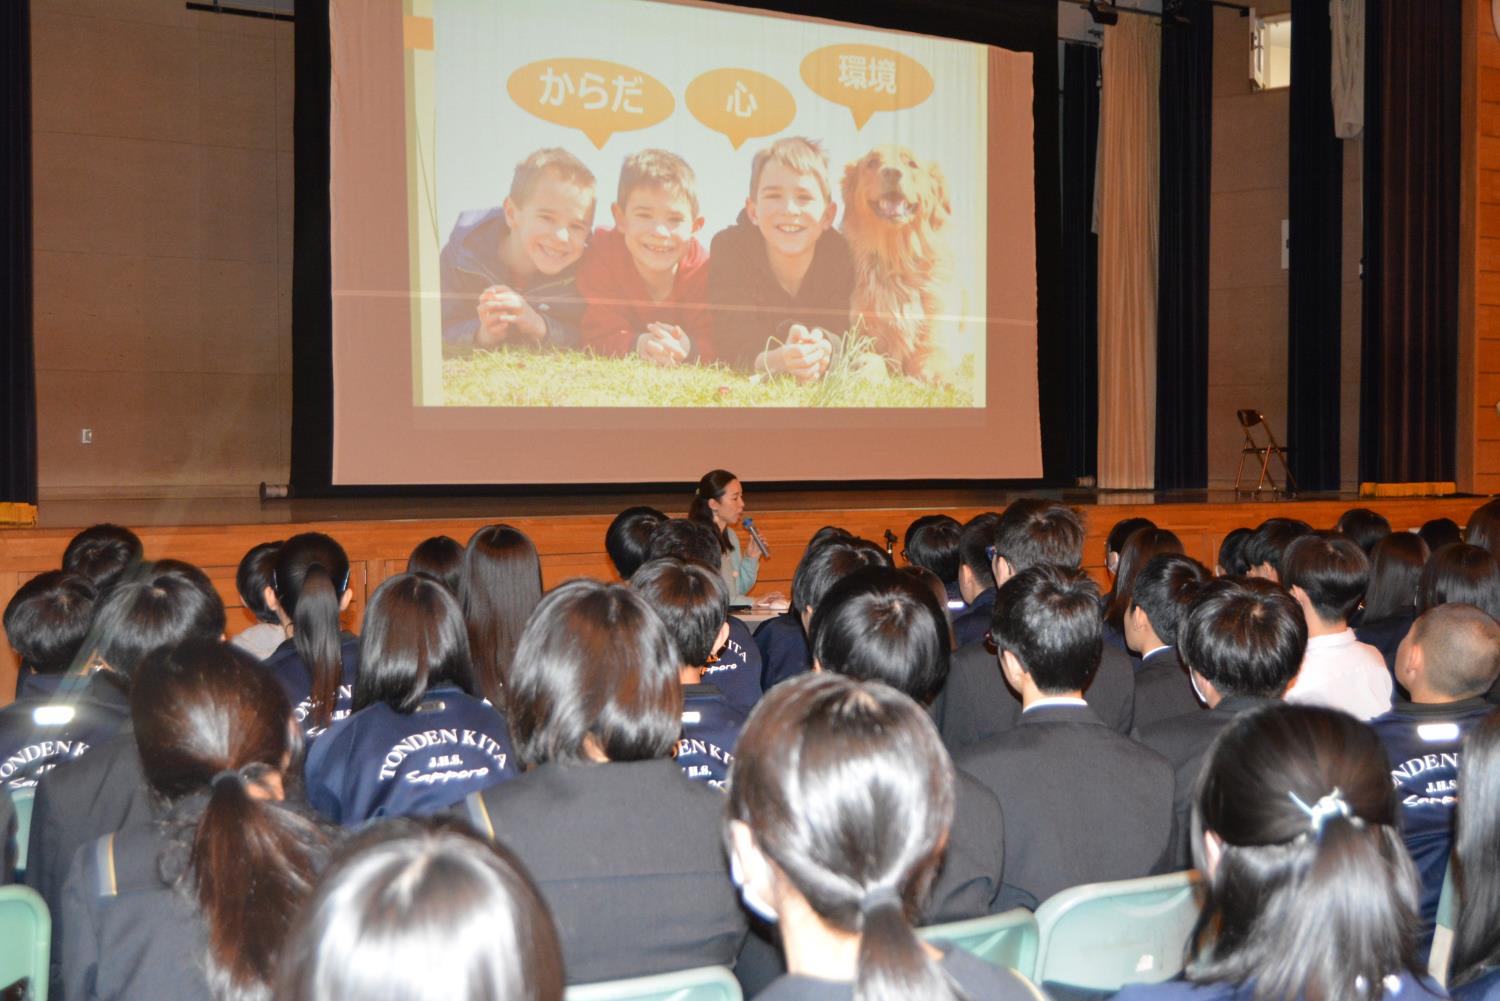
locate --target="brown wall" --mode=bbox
[29,0,294,499]
[1206,3,1363,491]
[1466,0,1500,493]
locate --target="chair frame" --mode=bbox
[1234,409,1298,495]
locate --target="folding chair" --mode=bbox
[1033,870,1203,994]
[0,885,51,1001]
[919,907,1039,978]
[1429,857,1456,986]
[565,965,741,1001]
[9,787,35,879]
[1234,409,1298,495]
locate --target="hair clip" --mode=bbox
[1287,787,1357,836]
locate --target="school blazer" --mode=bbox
[956,703,1175,906]
[937,640,1137,754]
[925,769,1009,922]
[463,758,747,984]
[1132,647,1201,732]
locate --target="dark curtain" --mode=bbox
[1285,0,1344,492]
[1155,5,1213,490]
[1060,44,1100,483]
[1359,0,1461,484]
[2,0,36,508]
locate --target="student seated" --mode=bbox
[578,149,713,365]
[303,573,515,824]
[630,558,744,790]
[1417,542,1500,623]
[1115,704,1442,1001]
[1355,532,1429,676]
[1138,577,1306,869]
[461,580,745,983]
[458,524,543,709]
[1242,517,1312,582]
[955,564,1174,905]
[726,673,1038,1001]
[438,147,595,350]
[405,534,463,595]
[63,639,329,1001]
[261,533,360,737]
[1103,516,1156,590]
[1449,710,1500,1001]
[275,819,565,1001]
[3,569,95,703]
[948,512,1001,648]
[22,562,226,995]
[1213,527,1253,577]
[941,500,1136,751]
[1102,527,1183,665]
[809,566,1010,921]
[61,523,143,602]
[1126,553,1210,730]
[707,136,854,380]
[1371,604,1500,959]
[902,514,965,609]
[1335,506,1392,556]
[1281,533,1392,720]
[604,505,668,580]
[1466,496,1500,561]
[231,540,284,661]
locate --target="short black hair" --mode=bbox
[1244,518,1313,579]
[1107,517,1156,559]
[646,518,722,570]
[3,571,97,674]
[1419,518,1463,553]
[902,515,962,586]
[62,523,144,598]
[790,537,889,615]
[236,541,283,624]
[91,560,227,681]
[956,513,1002,588]
[356,573,476,713]
[1282,533,1370,623]
[406,536,464,595]
[1129,554,1210,646]
[1217,528,1255,576]
[1178,577,1307,698]
[629,558,729,669]
[809,566,950,705]
[1334,508,1391,556]
[992,499,1086,573]
[990,564,1102,693]
[606,506,667,579]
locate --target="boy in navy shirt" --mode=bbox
[1371,603,1500,958]
[630,559,746,790]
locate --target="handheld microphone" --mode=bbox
[743,517,771,559]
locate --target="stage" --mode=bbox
[0,487,1489,701]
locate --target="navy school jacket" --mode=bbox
[754,612,812,692]
[674,683,747,791]
[0,672,131,794]
[303,686,517,824]
[701,617,763,715]
[261,632,361,737]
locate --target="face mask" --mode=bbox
[730,848,780,925]
[1190,670,1209,706]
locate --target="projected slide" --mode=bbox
[406,0,1007,409]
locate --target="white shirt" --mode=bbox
[1285,629,1393,721]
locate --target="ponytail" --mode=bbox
[854,887,960,1001]
[688,470,736,554]
[191,765,322,999]
[293,565,343,730]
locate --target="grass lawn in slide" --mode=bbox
[441,346,977,408]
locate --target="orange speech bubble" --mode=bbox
[800,45,933,129]
[508,58,673,149]
[685,68,797,150]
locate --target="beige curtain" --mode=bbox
[1096,16,1161,490]
[1331,0,1365,139]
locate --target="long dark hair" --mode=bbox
[1466,497,1500,561]
[687,469,737,553]
[1451,710,1500,989]
[1188,704,1419,1001]
[460,525,542,707]
[1360,533,1429,623]
[273,533,350,730]
[728,673,961,1001]
[276,818,564,1001]
[1416,543,1500,621]
[355,573,476,713]
[1103,527,1183,630]
[132,639,325,1000]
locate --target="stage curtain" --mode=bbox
[1287,0,1345,492]
[1097,15,1160,490]
[1155,8,1212,491]
[1061,43,1101,483]
[1359,0,1460,484]
[1,0,37,512]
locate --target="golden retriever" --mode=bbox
[840,144,956,382]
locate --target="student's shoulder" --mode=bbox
[939,946,1044,1001]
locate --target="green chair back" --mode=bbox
[10,787,35,877]
[919,907,1039,979]
[1034,870,1203,992]
[0,885,51,1001]
[565,965,742,1001]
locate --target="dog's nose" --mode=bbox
[880,166,903,182]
